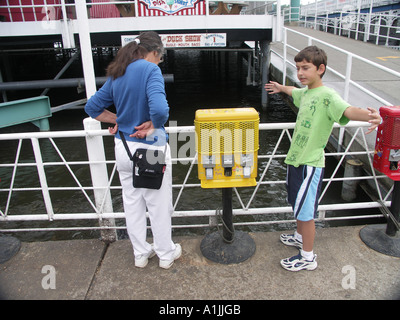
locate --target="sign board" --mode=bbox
[121,33,226,48]
[161,34,226,48]
[140,0,200,15]
[121,35,140,47]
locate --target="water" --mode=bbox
[0,49,383,241]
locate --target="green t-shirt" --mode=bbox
[285,86,350,168]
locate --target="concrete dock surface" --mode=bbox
[0,225,399,301]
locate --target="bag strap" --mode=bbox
[120,131,134,161]
[119,131,167,162]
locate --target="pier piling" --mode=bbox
[261,40,270,111]
[341,159,363,201]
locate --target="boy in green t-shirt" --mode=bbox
[265,45,381,271]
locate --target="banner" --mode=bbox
[139,0,201,15]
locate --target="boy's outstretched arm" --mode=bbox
[344,106,381,134]
[264,81,295,97]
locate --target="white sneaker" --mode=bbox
[159,244,182,269]
[280,233,303,249]
[280,252,317,272]
[135,246,156,268]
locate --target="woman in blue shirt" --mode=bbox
[85,31,181,269]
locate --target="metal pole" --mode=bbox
[360,178,400,257]
[75,0,96,98]
[276,0,282,42]
[222,188,234,243]
[31,138,54,221]
[41,51,80,96]
[200,186,255,264]
[0,75,174,91]
[336,52,352,153]
[283,28,287,85]
[386,181,400,237]
[314,0,317,30]
[83,117,117,243]
[344,53,352,101]
[0,69,7,102]
[246,52,251,85]
[365,0,373,42]
[60,0,74,48]
[260,40,270,111]
[376,14,381,46]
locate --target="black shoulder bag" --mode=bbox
[120,132,167,190]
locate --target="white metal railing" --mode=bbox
[300,12,400,49]
[0,120,390,237]
[283,0,400,50]
[282,2,400,49]
[300,0,398,15]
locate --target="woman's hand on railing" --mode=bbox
[108,123,118,135]
[99,120,156,138]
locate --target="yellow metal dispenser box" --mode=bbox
[195,108,259,188]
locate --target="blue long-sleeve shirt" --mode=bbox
[85,59,169,145]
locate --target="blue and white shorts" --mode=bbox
[286,165,324,222]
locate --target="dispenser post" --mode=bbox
[222,187,234,243]
[386,181,400,237]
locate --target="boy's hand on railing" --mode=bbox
[366,107,381,134]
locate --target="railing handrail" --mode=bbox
[0,120,390,236]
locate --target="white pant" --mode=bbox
[115,138,176,261]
